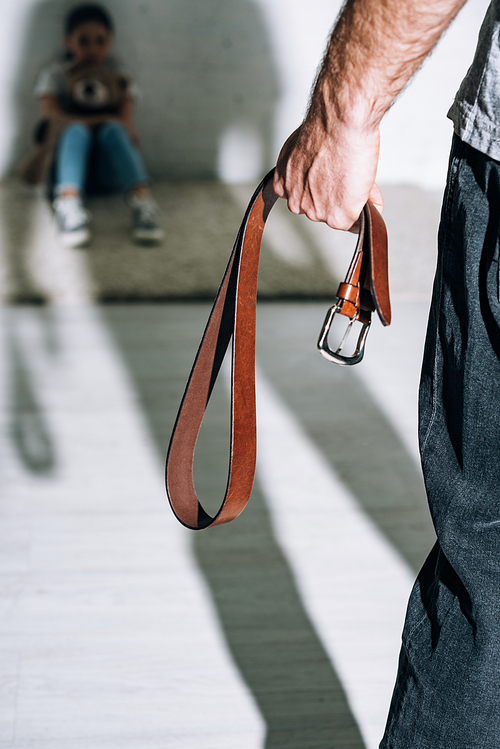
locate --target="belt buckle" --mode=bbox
[317,304,371,366]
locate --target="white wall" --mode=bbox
[0,0,491,188]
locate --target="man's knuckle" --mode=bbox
[287,194,302,214]
[304,207,320,222]
[273,180,285,198]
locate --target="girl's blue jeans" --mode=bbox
[381,134,500,748]
[54,121,149,196]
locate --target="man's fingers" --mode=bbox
[273,127,303,199]
[369,182,384,214]
[275,174,363,229]
[273,176,285,198]
[346,184,384,233]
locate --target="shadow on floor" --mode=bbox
[103,303,367,749]
[101,303,436,747]
[255,304,436,573]
[5,305,57,474]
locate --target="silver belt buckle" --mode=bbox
[317,304,370,366]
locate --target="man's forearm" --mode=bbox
[309,0,467,134]
[274,0,468,229]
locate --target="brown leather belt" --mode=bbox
[166,168,390,530]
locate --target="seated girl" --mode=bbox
[33,3,163,247]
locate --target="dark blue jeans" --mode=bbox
[381,135,500,747]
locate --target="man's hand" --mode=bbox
[273,121,383,232]
[273,0,467,232]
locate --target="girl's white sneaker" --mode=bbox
[53,196,91,248]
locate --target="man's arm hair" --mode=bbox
[274,0,468,229]
[312,0,468,133]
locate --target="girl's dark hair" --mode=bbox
[65,4,114,35]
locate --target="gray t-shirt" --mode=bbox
[448,0,500,159]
